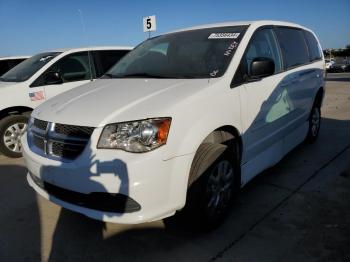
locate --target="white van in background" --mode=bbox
[23,21,325,229]
[0,56,30,76]
[0,46,132,157]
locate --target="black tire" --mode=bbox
[0,115,29,158]
[305,105,321,143]
[166,143,239,230]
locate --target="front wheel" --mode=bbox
[0,115,29,158]
[167,143,238,230]
[305,106,321,143]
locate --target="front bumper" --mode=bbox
[22,133,194,224]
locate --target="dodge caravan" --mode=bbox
[0,47,132,157]
[23,21,325,229]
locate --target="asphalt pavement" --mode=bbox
[0,73,349,262]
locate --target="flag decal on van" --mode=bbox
[29,91,45,101]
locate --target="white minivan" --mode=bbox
[23,21,325,229]
[0,47,132,157]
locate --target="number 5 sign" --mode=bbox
[143,15,156,32]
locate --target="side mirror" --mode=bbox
[250,57,275,80]
[45,71,63,85]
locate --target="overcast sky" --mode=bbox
[1,0,349,56]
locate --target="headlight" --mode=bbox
[97,118,171,152]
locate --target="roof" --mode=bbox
[50,46,133,53]
[166,20,309,34]
[0,55,30,61]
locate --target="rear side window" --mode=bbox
[274,28,309,69]
[303,31,322,62]
[93,50,129,77]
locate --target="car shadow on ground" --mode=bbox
[48,210,202,262]
[0,164,42,261]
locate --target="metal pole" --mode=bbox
[78,9,93,81]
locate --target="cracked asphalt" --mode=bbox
[0,73,349,262]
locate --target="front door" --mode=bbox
[237,28,294,181]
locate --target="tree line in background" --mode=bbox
[323,44,350,58]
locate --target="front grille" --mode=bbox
[34,119,48,130]
[55,123,94,138]
[51,141,86,160]
[29,119,95,160]
[33,135,45,151]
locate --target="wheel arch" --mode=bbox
[0,106,33,120]
[202,125,243,164]
[188,125,243,188]
[314,87,325,108]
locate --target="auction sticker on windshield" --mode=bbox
[208,33,240,39]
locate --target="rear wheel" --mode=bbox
[0,115,29,158]
[305,106,321,143]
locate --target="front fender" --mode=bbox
[164,85,242,161]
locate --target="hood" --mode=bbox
[33,78,211,127]
[0,81,18,89]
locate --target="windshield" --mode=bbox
[0,52,61,82]
[104,26,248,79]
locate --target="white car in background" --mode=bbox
[325,59,335,70]
[0,46,132,157]
[0,56,30,76]
[23,21,325,229]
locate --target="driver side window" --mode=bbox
[245,29,282,75]
[232,28,282,86]
[31,52,92,87]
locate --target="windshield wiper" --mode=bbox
[101,73,116,79]
[103,72,201,79]
[118,73,170,78]
[0,77,13,82]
